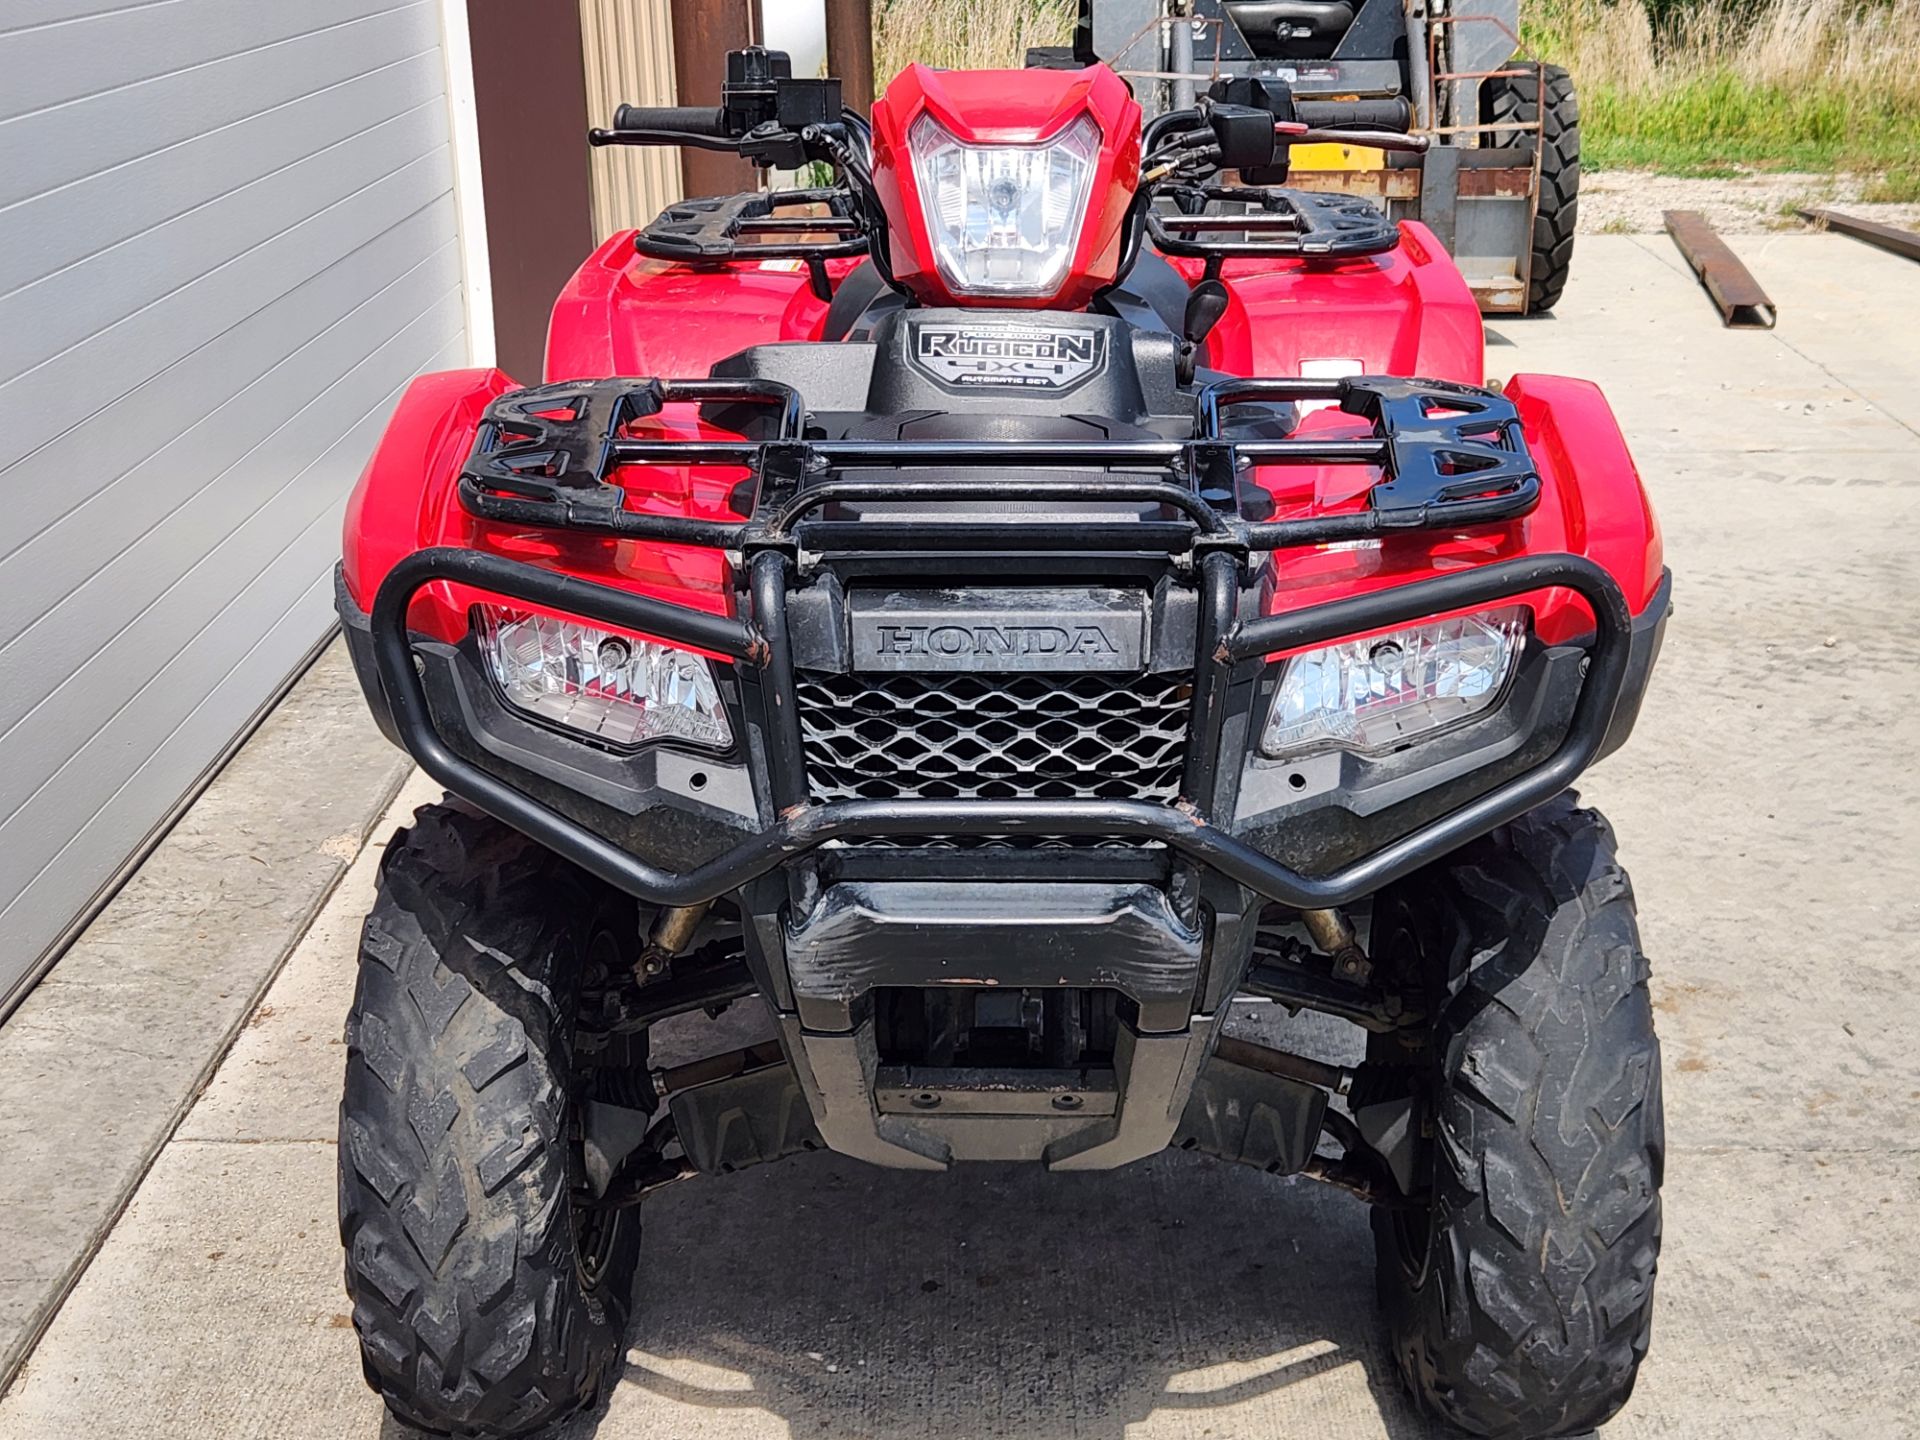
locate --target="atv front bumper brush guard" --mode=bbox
[349,368,1666,913]
[361,545,1635,912]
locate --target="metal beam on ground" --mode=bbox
[1663,210,1777,330]
[1797,208,1920,264]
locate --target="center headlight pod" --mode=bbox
[907,112,1102,297]
[477,607,731,751]
[1260,607,1528,761]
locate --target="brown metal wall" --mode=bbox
[824,0,874,111]
[669,0,760,196]
[467,0,595,381]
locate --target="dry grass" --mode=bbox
[1533,0,1920,95]
[1526,0,1920,174]
[873,0,1074,82]
[873,0,1920,179]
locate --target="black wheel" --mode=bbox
[1485,62,1580,314]
[339,802,645,1439]
[1367,797,1662,1437]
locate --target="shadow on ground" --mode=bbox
[373,1011,1455,1439]
[561,1146,1446,1440]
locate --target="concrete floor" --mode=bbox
[3,233,1918,1439]
[0,643,410,1390]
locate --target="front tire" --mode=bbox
[1369,798,1663,1437]
[339,803,643,1438]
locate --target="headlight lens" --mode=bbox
[1261,607,1526,760]
[478,607,731,750]
[908,113,1101,296]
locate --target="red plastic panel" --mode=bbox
[1242,373,1662,651]
[1180,223,1484,386]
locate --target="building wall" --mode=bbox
[580,0,684,240]
[0,0,470,1006]
[466,0,593,381]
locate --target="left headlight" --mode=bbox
[1261,607,1526,760]
[908,112,1101,297]
[478,607,732,750]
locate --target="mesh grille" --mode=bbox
[795,669,1193,804]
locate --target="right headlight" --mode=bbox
[1260,607,1526,760]
[477,607,732,751]
[907,112,1102,297]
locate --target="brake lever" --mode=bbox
[588,127,746,152]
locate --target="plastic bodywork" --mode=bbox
[538,220,1487,388]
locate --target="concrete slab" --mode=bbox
[0,640,413,1390]
[1486,234,1920,457]
[5,237,1920,1438]
[1723,234,1920,438]
[1490,236,1920,1163]
[173,770,442,1148]
[0,1142,381,1440]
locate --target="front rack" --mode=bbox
[636,187,867,301]
[457,374,1542,557]
[375,372,1633,918]
[1149,187,1402,273]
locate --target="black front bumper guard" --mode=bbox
[370,545,1632,910]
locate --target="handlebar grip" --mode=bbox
[1293,97,1414,132]
[612,104,731,138]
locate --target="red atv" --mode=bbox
[334,46,1667,1440]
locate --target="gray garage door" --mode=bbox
[0,1,469,1007]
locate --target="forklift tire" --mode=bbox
[1485,63,1580,314]
[339,803,642,1439]
[1369,797,1662,1437]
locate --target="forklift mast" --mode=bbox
[1073,0,1553,315]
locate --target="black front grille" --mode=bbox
[795,669,1192,803]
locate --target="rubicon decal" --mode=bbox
[910,325,1106,391]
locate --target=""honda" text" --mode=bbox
[871,624,1120,658]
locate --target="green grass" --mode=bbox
[1862,167,1920,203]
[1524,0,1920,179]
[874,0,1073,81]
[1576,74,1920,175]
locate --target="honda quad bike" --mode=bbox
[334,45,1667,1440]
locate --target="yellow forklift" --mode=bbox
[1049,0,1577,313]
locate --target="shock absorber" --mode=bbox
[1301,906,1372,983]
[634,901,711,980]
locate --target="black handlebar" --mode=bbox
[590,103,744,151]
[612,103,730,137]
[591,48,843,167]
[592,74,1425,190]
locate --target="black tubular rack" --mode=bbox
[456,373,1543,555]
[1148,186,1404,269]
[371,372,1633,912]
[635,187,868,302]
